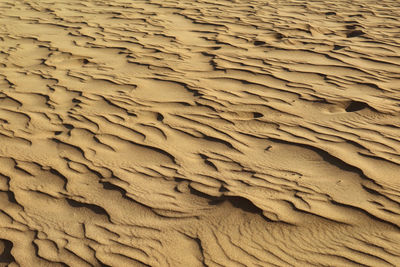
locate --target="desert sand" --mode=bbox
[0,0,400,266]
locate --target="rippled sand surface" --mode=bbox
[1,0,400,266]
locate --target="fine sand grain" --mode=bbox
[1,0,400,266]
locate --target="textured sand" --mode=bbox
[1,0,400,266]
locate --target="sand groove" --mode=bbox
[1,0,400,266]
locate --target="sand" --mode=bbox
[0,0,400,266]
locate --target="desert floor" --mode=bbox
[1,0,400,266]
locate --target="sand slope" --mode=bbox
[1,0,400,266]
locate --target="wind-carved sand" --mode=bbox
[1,0,400,266]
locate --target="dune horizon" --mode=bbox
[0,0,400,266]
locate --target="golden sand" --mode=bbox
[0,0,400,266]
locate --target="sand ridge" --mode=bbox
[1,0,400,266]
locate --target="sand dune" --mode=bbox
[1,0,400,266]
